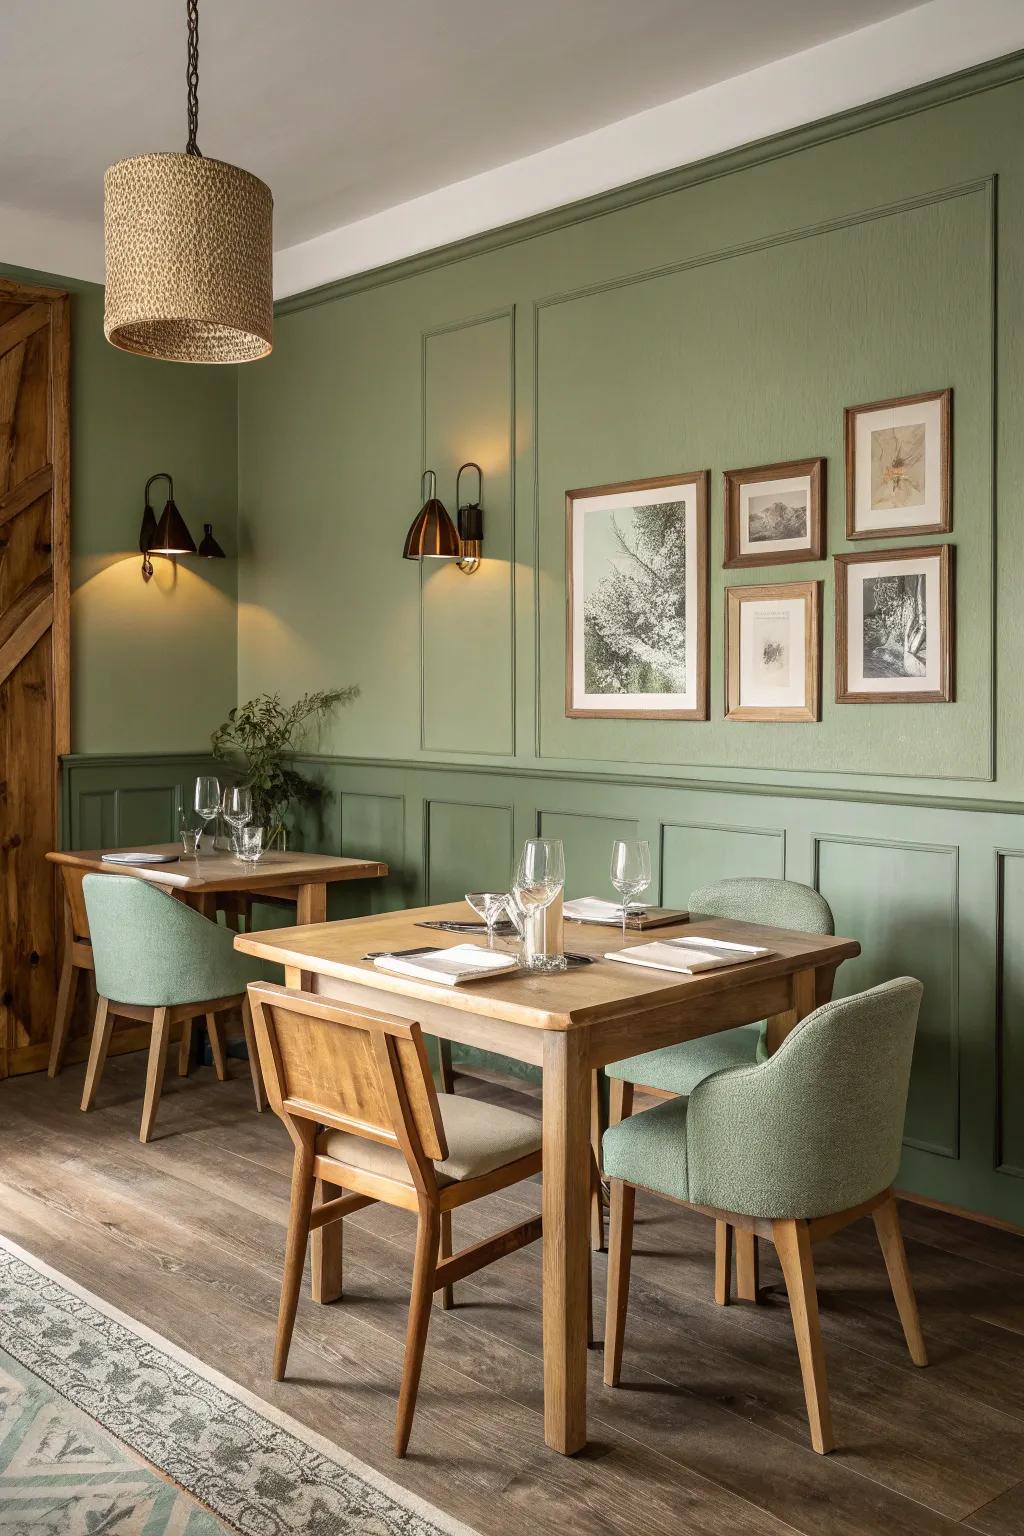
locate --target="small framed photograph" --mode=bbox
[845,388,951,539]
[565,470,708,719]
[835,545,953,703]
[723,458,824,568]
[725,580,821,722]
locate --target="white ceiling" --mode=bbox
[2,0,1022,296]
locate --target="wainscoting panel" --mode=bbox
[537,810,639,899]
[815,834,959,1159]
[115,786,181,847]
[661,821,785,907]
[426,799,514,904]
[338,792,408,915]
[996,850,1024,1177]
[76,791,117,850]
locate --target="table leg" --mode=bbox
[765,966,818,1054]
[542,1028,591,1455]
[294,883,328,991]
[47,904,77,1077]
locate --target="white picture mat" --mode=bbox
[845,553,942,693]
[738,473,813,555]
[853,397,943,531]
[571,483,698,710]
[738,596,807,708]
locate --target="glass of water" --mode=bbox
[178,809,202,858]
[238,825,264,863]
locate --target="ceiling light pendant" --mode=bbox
[103,0,273,365]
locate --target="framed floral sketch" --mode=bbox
[845,388,951,538]
[723,457,825,567]
[725,581,820,722]
[835,544,953,703]
[565,470,708,719]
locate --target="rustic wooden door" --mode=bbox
[0,276,70,1078]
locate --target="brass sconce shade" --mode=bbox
[103,1,273,365]
[197,522,226,558]
[403,470,461,560]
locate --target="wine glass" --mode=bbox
[177,808,202,859]
[222,784,253,854]
[610,838,652,940]
[194,775,221,855]
[513,839,566,971]
[465,892,508,949]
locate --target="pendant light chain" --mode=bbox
[185,0,202,156]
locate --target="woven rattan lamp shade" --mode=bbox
[104,152,273,364]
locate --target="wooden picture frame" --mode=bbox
[835,544,953,703]
[845,388,951,539]
[725,581,820,722]
[565,470,708,719]
[723,457,825,568]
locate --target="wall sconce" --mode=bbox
[139,472,226,580]
[402,465,484,575]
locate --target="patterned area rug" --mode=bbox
[0,1236,478,1536]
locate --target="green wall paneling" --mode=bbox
[997,851,1024,1177]
[537,810,640,900]
[661,822,786,907]
[425,800,515,904]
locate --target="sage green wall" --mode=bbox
[0,264,239,755]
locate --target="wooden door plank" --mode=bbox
[0,575,53,683]
[0,303,49,358]
[0,465,53,528]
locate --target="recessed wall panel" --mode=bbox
[537,811,639,901]
[427,800,514,904]
[662,823,784,908]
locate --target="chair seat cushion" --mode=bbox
[318,1092,542,1188]
[605,1022,765,1094]
[602,1097,691,1204]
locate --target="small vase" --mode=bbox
[265,824,288,853]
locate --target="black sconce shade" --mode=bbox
[150,498,197,556]
[197,523,226,558]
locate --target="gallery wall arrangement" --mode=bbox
[9,51,1024,1226]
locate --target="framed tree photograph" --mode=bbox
[725,581,820,722]
[723,457,825,568]
[845,388,951,539]
[835,545,953,703]
[565,470,708,719]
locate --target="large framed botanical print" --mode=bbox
[723,457,825,568]
[844,388,951,539]
[725,581,821,722]
[835,544,953,703]
[565,470,709,719]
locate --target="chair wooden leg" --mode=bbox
[439,1211,454,1310]
[48,951,78,1078]
[773,1218,834,1454]
[873,1195,928,1367]
[241,994,268,1112]
[177,1017,194,1077]
[603,1178,636,1387]
[715,1220,733,1305]
[608,1076,634,1127]
[590,1072,606,1252]
[274,1133,317,1381]
[207,1013,228,1081]
[735,1229,760,1303]
[310,1179,344,1304]
[140,1008,171,1144]
[437,1039,455,1094]
[80,996,113,1111]
[395,1201,441,1458]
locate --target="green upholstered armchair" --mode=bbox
[602,976,927,1454]
[81,873,269,1141]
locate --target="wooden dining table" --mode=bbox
[234,900,860,1455]
[45,844,388,1077]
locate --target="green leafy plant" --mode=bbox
[211,687,358,844]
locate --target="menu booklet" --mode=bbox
[563,897,688,930]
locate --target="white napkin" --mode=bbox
[564,897,651,922]
[373,944,519,987]
[605,935,772,975]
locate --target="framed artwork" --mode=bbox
[723,457,825,568]
[835,544,953,703]
[844,388,951,539]
[725,581,821,722]
[565,470,708,719]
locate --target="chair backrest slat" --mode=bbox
[247,983,448,1169]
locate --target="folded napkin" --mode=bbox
[564,897,653,921]
[605,935,773,975]
[373,943,520,987]
[100,851,179,865]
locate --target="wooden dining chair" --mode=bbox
[598,876,835,1291]
[602,977,927,1454]
[247,980,547,1457]
[81,874,269,1141]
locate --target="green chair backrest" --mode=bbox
[688,876,834,935]
[686,977,923,1219]
[82,873,262,1007]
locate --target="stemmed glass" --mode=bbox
[513,838,566,971]
[222,785,253,855]
[194,775,221,855]
[465,892,508,949]
[610,838,652,940]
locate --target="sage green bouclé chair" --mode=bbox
[81,873,270,1142]
[602,977,927,1454]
